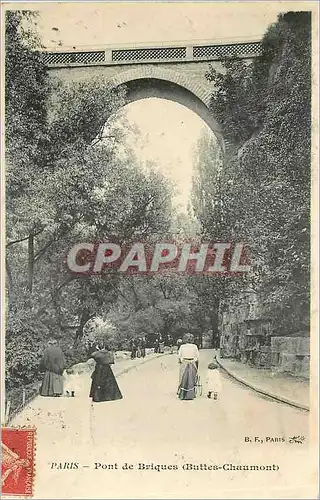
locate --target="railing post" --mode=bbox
[186,46,193,61]
[105,49,112,63]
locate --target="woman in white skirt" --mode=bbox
[177,333,199,400]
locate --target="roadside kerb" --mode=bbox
[216,356,309,412]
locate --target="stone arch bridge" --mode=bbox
[43,39,262,151]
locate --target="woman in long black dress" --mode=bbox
[39,339,66,397]
[89,343,123,403]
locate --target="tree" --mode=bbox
[5,11,52,294]
[199,11,311,335]
[191,129,224,237]
[5,12,174,389]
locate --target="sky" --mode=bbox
[13,1,308,213]
[117,99,212,212]
[28,2,301,50]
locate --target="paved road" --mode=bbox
[12,350,314,499]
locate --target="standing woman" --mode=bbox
[89,342,123,403]
[140,335,146,358]
[154,336,160,354]
[40,339,66,397]
[130,338,137,360]
[159,334,165,354]
[177,333,199,400]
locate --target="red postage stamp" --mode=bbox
[1,427,35,497]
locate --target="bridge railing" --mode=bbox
[42,41,262,68]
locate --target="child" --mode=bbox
[64,367,81,397]
[206,361,222,400]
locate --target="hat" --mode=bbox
[183,333,194,343]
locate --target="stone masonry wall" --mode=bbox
[271,336,310,379]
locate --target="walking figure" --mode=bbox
[176,337,183,353]
[206,361,222,400]
[167,334,174,354]
[39,339,66,397]
[130,338,137,359]
[154,337,160,354]
[89,342,123,403]
[140,336,146,358]
[177,333,199,400]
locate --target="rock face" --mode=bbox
[218,291,271,364]
[271,337,310,379]
[218,294,310,378]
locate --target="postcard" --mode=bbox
[1,2,319,498]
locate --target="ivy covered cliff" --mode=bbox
[193,11,311,336]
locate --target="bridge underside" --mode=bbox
[121,78,224,151]
[45,39,262,154]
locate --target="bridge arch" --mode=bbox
[110,67,225,152]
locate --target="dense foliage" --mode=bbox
[193,11,311,335]
[5,10,311,399]
[5,11,174,390]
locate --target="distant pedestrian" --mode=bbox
[89,342,123,403]
[130,338,137,359]
[159,336,165,354]
[176,338,183,352]
[206,362,222,400]
[39,339,66,397]
[154,337,160,354]
[167,334,174,354]
[140,336,146,358]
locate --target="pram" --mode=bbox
[195,373,202,397]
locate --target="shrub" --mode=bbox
[5,308,51,390]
